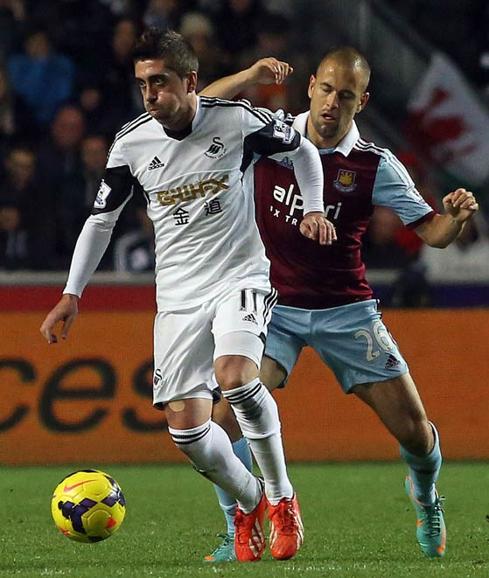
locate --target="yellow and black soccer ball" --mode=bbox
[51,469,126,543]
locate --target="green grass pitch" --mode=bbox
[1,463,488,577]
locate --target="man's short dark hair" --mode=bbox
[132,28,199,77]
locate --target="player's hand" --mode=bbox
[244,57,293,86]
[40,294,79,344]
[300,212,337,245]
[442,188,479,223]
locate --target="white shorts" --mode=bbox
[153,288,277,407]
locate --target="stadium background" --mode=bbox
[1,0,488,465]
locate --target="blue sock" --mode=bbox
[213,437,253,535]
[400,422,442,505]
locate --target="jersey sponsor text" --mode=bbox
[272,184,342,221]
[156,174,229,206]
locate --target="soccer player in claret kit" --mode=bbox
[201,47,479,561]
[40,29,337,562]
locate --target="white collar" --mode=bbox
[192,94,203,128]
[293,111,360,156]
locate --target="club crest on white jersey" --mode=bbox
[204,136,226,159]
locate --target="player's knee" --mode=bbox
[399,415,433,456]
[214,356,258,391]
[260,356,287,390]
[215,372,246,390]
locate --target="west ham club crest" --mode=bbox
[333,169,357,193]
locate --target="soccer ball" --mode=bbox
[51,469,126,543]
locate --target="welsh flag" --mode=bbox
[407,52,489,185]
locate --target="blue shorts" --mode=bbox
[265,299,409,393]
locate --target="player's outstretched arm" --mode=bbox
[40,294,79,344]
[39,215,115,344]
[200,58,293,99]
[300,212,337,246]
[416,188,479,248]
[284,137,337,245]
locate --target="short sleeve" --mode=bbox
[372,153,435,227]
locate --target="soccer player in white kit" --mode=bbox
[40,29,337,562]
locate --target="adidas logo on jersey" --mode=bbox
[242,313,257,324]
[148,156,165,170]
[385,354,400,369]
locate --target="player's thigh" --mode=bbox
[263,305,307,386]
[153,306,217,407]
[164,397,214,430]
[309,299,409,393]
[352,373,428,429]
[212,288,277,380]
[351,373,433,452]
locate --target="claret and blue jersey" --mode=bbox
[254,112,436,309]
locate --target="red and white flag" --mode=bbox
[407,52,489,184]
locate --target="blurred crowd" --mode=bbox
[0,0,311,272]
[392,0,489,97]
[0,0,488,305]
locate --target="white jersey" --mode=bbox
[64,96,324,311]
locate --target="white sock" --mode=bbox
[223,378,293,504]
[169,419,261,513]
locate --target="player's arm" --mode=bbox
[373,155,479,249]
[199,58,293,99]
[242,108,336,245]
[284,138,337,245]
[40,143,137,344]
[414,188,479,248]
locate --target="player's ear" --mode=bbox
[186,71,198,94]
[307,75,316,99]
[357,92,369,113]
